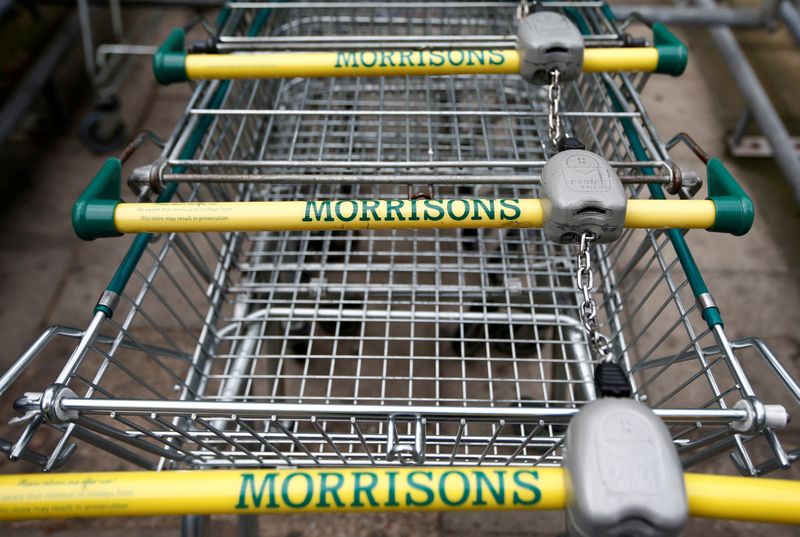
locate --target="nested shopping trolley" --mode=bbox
[2,1,800,534]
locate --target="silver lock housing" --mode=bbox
[540,150,627,243]
[517,11,584,85]
[565,399,688,537]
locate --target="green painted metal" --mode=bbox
[568,7,724,328]
[99,80,231,312]
[97,3,273,314]
[94,3,273,316]
[707,158,754,236]
[72,158,122,241]
[610,96,724,327]
[153,28,189,85]
[600,4,616,20]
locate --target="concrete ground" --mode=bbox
[1,3,799,536]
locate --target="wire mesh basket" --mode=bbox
[211,0,628,51]
[1,1,797,479]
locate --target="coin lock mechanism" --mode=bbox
[565,399,688,537]
[517,11,584,85]
[541,150,627,243]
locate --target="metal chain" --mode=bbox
[516,0,530,19]
[576,232,614,363]
[547,68,562,147]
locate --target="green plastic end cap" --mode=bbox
[653,22,688,76]
[72,158,123,241]
[707,158,755,236]
[153,28,189,85]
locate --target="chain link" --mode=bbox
[547,69,562,147]
[516,0,530,19]
[576,232,614,363]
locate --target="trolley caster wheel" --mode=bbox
[79,96,127,153]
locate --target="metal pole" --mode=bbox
[693,0,800,202]
[779,0,800,44]
[612,6,766,27]
[613,2,800,44]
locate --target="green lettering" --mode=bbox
[408,199,421,221]
[406,471,434,507]
[360,199,382,222]
[386,471,400,507]
[423,199,445,221]
[380,50,396,68]
[447,199,471,221]
[317,472,345,508]
[281,472,314,508]
[512,470,541,506]
[467,50,486,66]
[384,200,406,222]
[488,50,505,66]
[474,471,505,506]
[352,472,379,508]
[334,200,359,222]
[361,51,378,68]
[471,199,495,221]
[417,50,426,67]
[499,199,521,221]
[398,51,414,67]
[236,473,279,509]
[439,471,470,506]
[335,51,359,68]
[429,50,445,67]
[303,201,334,222]
[448,50,465,66]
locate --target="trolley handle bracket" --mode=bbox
[72,158,123,241]
[614,9,687,76]
[706,158,754,236]
[153,28,189,85]
[650,23,688,76]
[666,132,754,235]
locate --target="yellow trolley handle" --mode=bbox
[0,467,798,524]
[72,158,753,240]
[107,198,715,235]
[152,24,688,84]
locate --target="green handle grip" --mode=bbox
[706,158,754,236]
[72,158,122,241]
[153,28,189,85]
[652,22,688,76]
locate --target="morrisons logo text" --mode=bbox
[301,199,522,224]
[334,50,506,69]
[235,469,542,510]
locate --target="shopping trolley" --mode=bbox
[75,0,223,152]
[2,1,799,534]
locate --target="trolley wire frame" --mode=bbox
[1,1,797,479]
